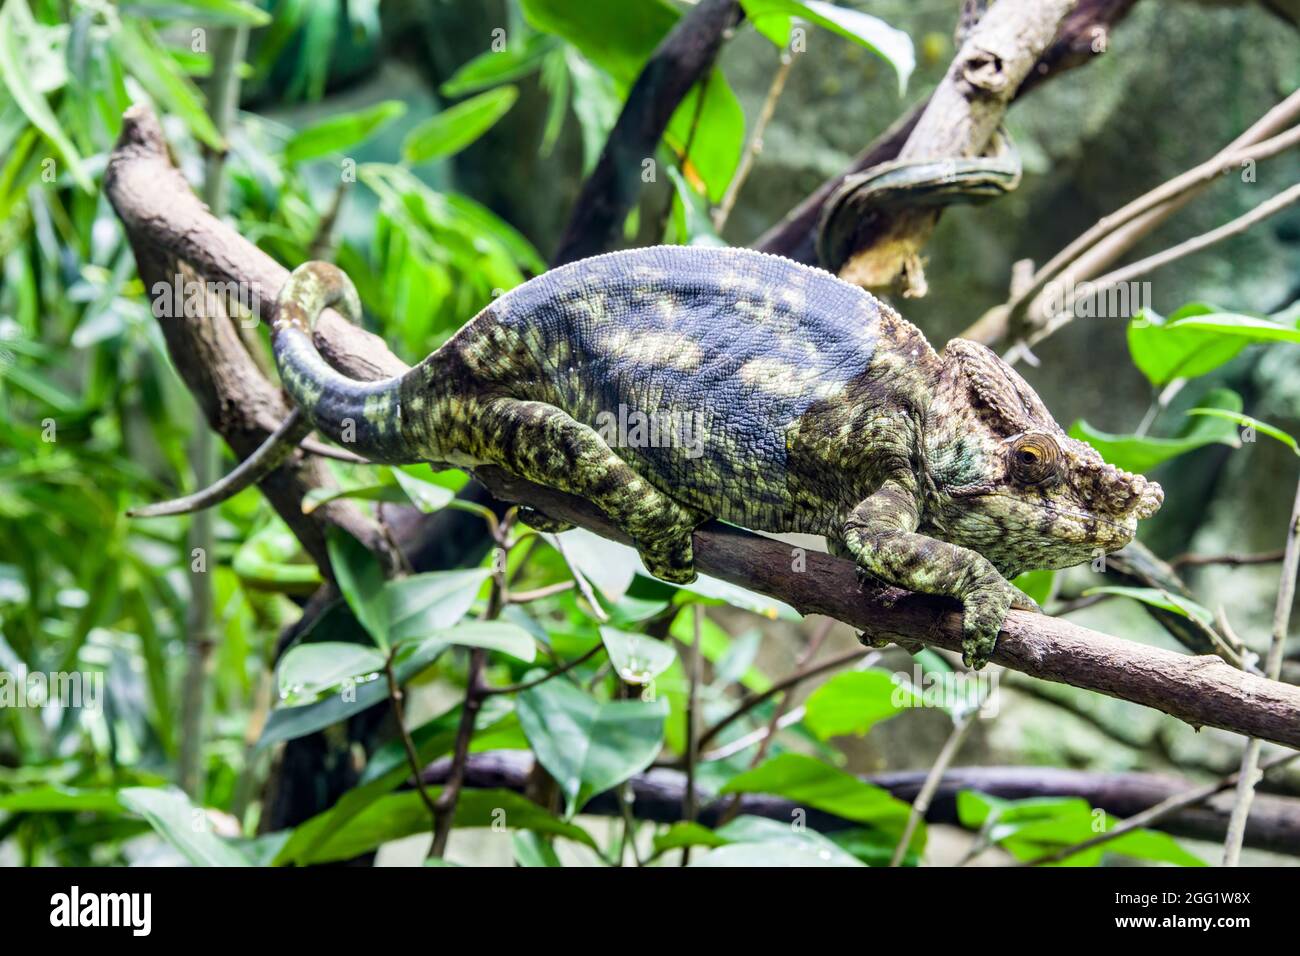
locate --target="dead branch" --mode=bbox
[421,749,1300,855]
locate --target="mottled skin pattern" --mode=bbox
[273,246,1163,668]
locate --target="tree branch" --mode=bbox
[471,465,1300,750]
[551,0,741,265]
[421,749,1300,855]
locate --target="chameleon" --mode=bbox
[138,245,1163,669]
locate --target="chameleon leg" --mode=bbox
[466,398,705,584]
[837,478,1037,669]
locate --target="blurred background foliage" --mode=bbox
[0,0,1297,867]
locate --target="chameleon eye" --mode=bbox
[1008,434,1060,485]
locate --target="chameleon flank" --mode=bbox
[152,246,1165,669]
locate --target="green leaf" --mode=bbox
[276,642,387,705]
[1012,569,1057,606]
[1128,304,1300,387]
[391,468,456,512]
[112,20,223,150]
[385,568,492,643]
[325,527,389,646]
[419,620,536,662]
[0,786,122,813]
[956,791,1204,867]
[284,100,406,164]
[652,821,730,855]
[121,0,273,26]
[403,86,519,163]
[599,625,676,684]
[118,787,251,866]
[512,830,564,867]
[1081,586,1215,625]
[515,678,667,817]
[0,0,91,191]
[440,34,557,96]
[1069,387,1243,474]
[740,0,914,92]
[690,840,863,867]
[1185,408,1300,456]
[803,669,914,740]
[293,788,597,864]
[720,754,915,840]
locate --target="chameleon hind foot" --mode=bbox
[517,506,575,533]
[635,526,699,585]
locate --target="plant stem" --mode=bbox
[681,605,704,865]
[178,24,248,800]
[712,52,792,233]
[1222,474,1300,865]
[891,709,976,867]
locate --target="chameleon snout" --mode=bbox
[1101,468,1163,521]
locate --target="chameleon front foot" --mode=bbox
[960,578,1039,670]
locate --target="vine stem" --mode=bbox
[890,709,977,867]
[1221,474,1300,866]
[712,52,793,233]
[178,23,248,800]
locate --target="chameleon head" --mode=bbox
[924,340,1164,578]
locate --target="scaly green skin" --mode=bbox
[272,246,1163,668]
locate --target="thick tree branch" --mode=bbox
[551,0,741,265]
[472,466,1300,750]
[754,0,1140,264]
[421,750,1300,855]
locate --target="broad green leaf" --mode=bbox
[294,788,597,864]
[599,625,676,684]
[413,620,537,662]
[391,468,456,512]
[512,831,564,866]
[284,100,406,164]
[516,678,667,817]
[666,164,726,247]
[1129,302,1300,387]
[1080,586,1215,625]
[121,0,272,26]
[403,86,519,163]
[720,753,915,841]
[257,628,452,749]
[440,34,557,96]
[803,669,914,740]
[712,814,864,866]
[276,642,387,705]
[652,821,730,855]
[0,786,122,813]
[1069,387,1243,474]
[521,0,676,84]
[956,791,1204,867]
[1186,408,1300,456]
[274,697,516,864]
[325,527,389,646]
[385,568,492,643]
[112,20,223,149]
[740,0,914,92]
[118,787,251,866]
[1012,569,1057,606]
[690,840,863,867]
[0,0,91,191]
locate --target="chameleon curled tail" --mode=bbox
[129,262,413,518]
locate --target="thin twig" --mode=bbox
[1222,474,1300,866]
[481,643,605,697]
[1171,548,1286,570]
[712,52,792,233]
[1014,182,1300,356]
[1020,750,1300,867]
[681,605,704,866]
[506,580,575,604]
[696,646,870,752]
[890,708,977,867]
[385,652,439,825]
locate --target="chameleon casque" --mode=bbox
[154,245,1165,669]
